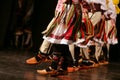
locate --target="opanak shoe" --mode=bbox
[26,57,39,64]
[99,61,109,66]
[37,67,56,75]
[37,67,68,76]
[67,66,80,73]
[37,69,50,75]
[26,54,49,64]
[80,59,99,69]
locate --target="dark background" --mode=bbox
[0,0,120,62]
[0,0,57,50]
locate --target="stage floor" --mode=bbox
[0,49,120,80]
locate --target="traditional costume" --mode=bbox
[79,0,107,66]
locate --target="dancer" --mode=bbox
[97,0,118,65]
[26,0,64,65]
[78,0,108,68]
[37,0,83,75]
[26,0,82,66]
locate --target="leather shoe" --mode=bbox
[26,54,47,64]
[26,57,40,64]
[37,67,68,76]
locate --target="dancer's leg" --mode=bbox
[26,39,52,64]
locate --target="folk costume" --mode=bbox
[94,0,117,44]
[89,0,118,65]
[26,0,65,65]
[98,0,118,64]
[26,0,83,76]
[78,0,108,67]
[43,0,94,47]
[37,0,88,75]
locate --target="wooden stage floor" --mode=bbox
[0,49,120,80]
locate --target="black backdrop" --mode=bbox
[30,0,57,52]
[0,0,57,50]
[0,0,120,62]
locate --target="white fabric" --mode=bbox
[80,47,90,59]
[40,40,51,53]
[85,0,107,11]
[69,44,76,61]
[88,12,101,26]
[72,0,79,3]
[55,0,63,12]
[107,0,117,20]
[85,0,100,3]
[104,0,117,21]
